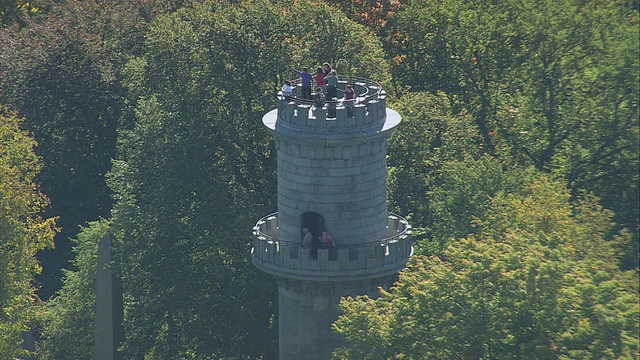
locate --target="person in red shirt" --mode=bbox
[313,66,326,91]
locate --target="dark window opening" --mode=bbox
[301,211,325,247]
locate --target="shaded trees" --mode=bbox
[37,219,111,360]
[0,0,191,298]
[0,0,40,27]
[0,0,130,298]
[0,106,56,359]
[387,92,527,255]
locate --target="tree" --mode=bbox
[386,91,526,255]
[0,0,39,27]
[334,174,639,359]
[386,91,480,252]
[37,219,110,360]
[0,0,126,298]
[326,0,401,38]
[494,0,639,268]
[0,106,56,359]
[109,0,392,357]
[0,0,191,298]
[384,0,639,269]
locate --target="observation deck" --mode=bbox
[265,76,401,137]
[252,213,413,281]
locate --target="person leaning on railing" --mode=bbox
[302,227,312,247]
[343,84,355,117]
[293,67,312,99]
[320,228,335,248]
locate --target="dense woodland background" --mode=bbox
[0,0,638,358]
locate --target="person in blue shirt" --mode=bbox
[294,67,312,99]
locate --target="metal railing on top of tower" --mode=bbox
[279,76,383,105]
[275,76,388,132]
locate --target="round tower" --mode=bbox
[253,76,412,360]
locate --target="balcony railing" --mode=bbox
[284,76,384,105]
[252,213,413,281]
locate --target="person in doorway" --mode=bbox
[302,227,313,247]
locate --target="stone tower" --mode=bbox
[252,76,412,360]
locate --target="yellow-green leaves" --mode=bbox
[335,175,638,359]
[0,106,56,359]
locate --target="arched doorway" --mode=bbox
[301,212,325,246]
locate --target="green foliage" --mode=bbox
[334,175,639,359]
[0,0,636,357]
[387,91,478,252]
[387,92,528,254]
[278,0,392,85]
[37,219,111,360]
[0,106,56,359]
[109,1,391,357]
[0,0,194,298]
[0,0,131,297]
[385,0,639,268]
[0,0,39,27]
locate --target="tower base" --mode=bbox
[277,276,396,360]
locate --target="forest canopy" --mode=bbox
[0,0,637,358]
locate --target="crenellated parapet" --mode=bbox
[276,76,387,134]
[252,213,412,281]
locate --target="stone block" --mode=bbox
[290,143,301,157]
[359,143,369,157]
[326,118,337,132]
[318,249,329,268]
[315,107,326,122]
[324,147,334,159]
[353,104,365,123]
[367,100,379,124]
[350,145,359,158]
[346,112,356,129]
[342,147,351,159]
[297,104,310,118]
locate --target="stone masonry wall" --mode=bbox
[276,136,388,246]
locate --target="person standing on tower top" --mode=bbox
[293,67,312,100]
[322,62,332,76]
[314,87,325,107]
[313,66,327,92]
[281,80,293,98]
[325,69,338,100]
[343,84,355,117]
